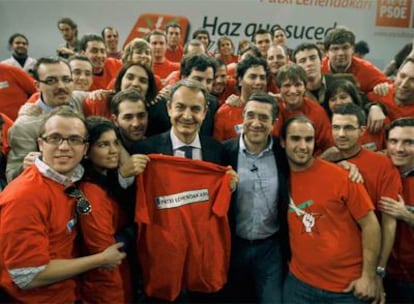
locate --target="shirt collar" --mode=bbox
[401,167,414,178]
[240,133,273,157]
[35,157,84,187]
[170,129,201,150]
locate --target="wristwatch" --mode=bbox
[376,266,386,278]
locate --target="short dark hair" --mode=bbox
[113,62,157,102]
[325,79,362,107]
[192,28,210,42]
[324,26,355,51]
[385,117,414,140]
[85,116,117,147]
[32,57,71,81]
[169,79,209,106]
[398,57,414,73]
[166,23,182,33]
[354,40,370,55]
[8,33,28,47]
[280,115,315,140]
[246,92,278,122]
[146,29,167,43]
[101,26,118,38]
[57,17,77,30]
[292,42,322,62]
[180,54,217,78]
[79,34,105,51]
[275,63,307,87]
[252,29,271,43]
[237,55,268,82]
[110,87,147,116]
[68,54,93,68]
[38,106,87,138]
[332,103,366,126]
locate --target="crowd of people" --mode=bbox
[0,16,414,304]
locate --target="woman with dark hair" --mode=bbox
[83,62,157,118]
[325,79,388,151]
[78,116,136,303]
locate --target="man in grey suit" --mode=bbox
[222,92,290,303]
[6,57,87,181]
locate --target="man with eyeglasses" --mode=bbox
[378,118,414,303]
[0,107,126,303]
[327,103,401,303]
[221,92,290,303]
[6,57,88,181]
[280,115,381,303]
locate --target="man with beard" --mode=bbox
[6,57,88,181]
[211,58,238,106]
[214,56,268,141]
[280,115,381,303]
[2,33,37,74]
[367,57,414,121]
[57,17,80,59]
[79,34,122,91]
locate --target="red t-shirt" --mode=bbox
[1,113,13,156]
[0,166,78,303]
[288,158,374,291]
[165,46,184,63]
[321,56,390,94]
[153,59,180,81]
[135,154,232,301]
[367,86,414,122]
[0,63,37,120]
[344,149,401,206]
[387,174,414,282]
[90,58,122,91]
[274,96,334,155]
[79,181,132,304]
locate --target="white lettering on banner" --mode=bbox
[155,189,210,209]
[202,16,337,40]
[267,0,372,8]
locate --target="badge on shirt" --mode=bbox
[0,81,10,89]
[66,215,77,233]
[234,123,243,134]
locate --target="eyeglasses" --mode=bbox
[41,134,88,146]
[37,76,73,86]
[65,186,92,215]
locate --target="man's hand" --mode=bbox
[57,47,74,56]
[100,242,127,270]
[119,154,150,177]
[23,152,42,169]
[343,275,378,302]
[367,105,385,134]
[88,89,114,101]
[225,94,241,107]
[225,166,239,192]
[373,82,390,97]
[319,146,342,162]
[338,160,364,183]
[379,195,410,220]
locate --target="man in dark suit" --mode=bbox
[131,79,238,301]
[222,92,290,303]
[132,78,233,167]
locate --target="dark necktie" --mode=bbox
[179,146,193,159]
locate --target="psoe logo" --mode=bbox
[123,13,190,49]
[376,0,413,28]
